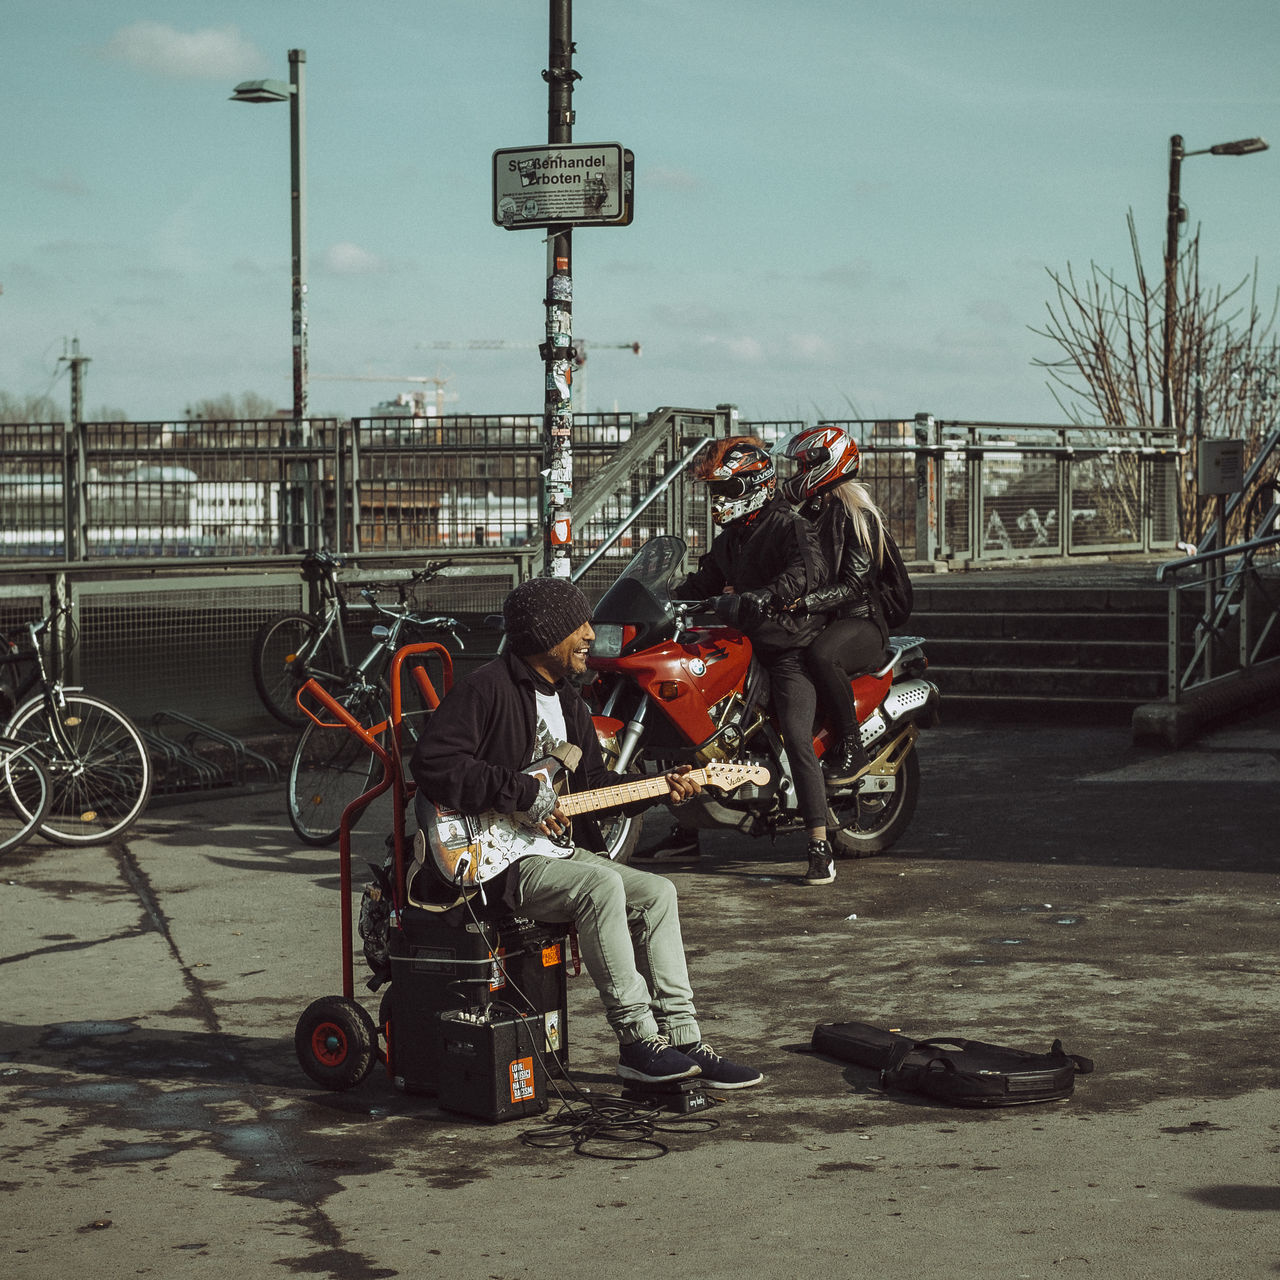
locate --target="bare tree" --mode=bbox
[183,392,282,422]
[0,392,61,424]
[1032,212,1279,544]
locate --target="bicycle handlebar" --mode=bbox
[356,588,467,649]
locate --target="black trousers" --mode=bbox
[761,648,828,829]
[804,617,887,738]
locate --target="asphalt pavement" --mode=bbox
[2,702,1279,1280]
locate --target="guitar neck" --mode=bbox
[556,770,706,818]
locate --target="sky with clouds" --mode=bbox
[4,0,1278,424]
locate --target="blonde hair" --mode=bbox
[833,480,888,567]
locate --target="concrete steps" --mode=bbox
[909,573,1172,722]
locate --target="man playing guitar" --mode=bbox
[410,575,763,1089]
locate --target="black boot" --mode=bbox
[823,733,870,788]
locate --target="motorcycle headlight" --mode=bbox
[590,624,624,659]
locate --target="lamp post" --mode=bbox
[231,49,309,439]
[1160,134,1268,437]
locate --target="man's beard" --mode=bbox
[566,663,594,689]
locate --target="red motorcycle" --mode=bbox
[586,535,939,862]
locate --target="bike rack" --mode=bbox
[296,641,453,1001]
[151,710,282,788]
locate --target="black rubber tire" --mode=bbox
[827,744,921,857]
[286,689,385,846]
[0,738,52,855]
[295,996,378,1090]
[4,694,153,846]
[251,614,341,728]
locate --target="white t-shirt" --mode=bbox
[532,687,567,764]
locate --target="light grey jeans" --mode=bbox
[511,848,701,1047]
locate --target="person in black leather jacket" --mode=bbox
[778,426,890,787]
[674,436,838,887]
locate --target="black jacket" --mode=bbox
[677,494,828,653]
[410,647,609,852]
[802,498,890,639]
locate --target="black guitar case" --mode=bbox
[811,1021,1094,1108]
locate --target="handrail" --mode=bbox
[528,406,729,579]
[1155,529,1280,581]
[1153,528,1280,702]
[571,434,714,584]
[1193,422,1280,556]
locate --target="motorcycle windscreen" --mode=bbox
[590,535,687,656]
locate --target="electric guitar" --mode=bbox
[421,754,770,888]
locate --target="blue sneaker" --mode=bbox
[617,1034,701,1083]
[675,1041,764,1089]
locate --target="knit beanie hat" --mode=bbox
[502,576,593,656]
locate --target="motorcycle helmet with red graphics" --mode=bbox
[698,436,776,526]
[777,425,860,502]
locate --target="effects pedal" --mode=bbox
[619,1076,710,1114]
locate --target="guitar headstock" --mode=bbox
[700,761,771,792]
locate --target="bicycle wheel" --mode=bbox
[0,738,52,855]
[287,690,386,846]
[5,694,153,845]
[251,613,342,728]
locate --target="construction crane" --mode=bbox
[423,339,641,412]
[311,373,458,417]
[426,339,640,365]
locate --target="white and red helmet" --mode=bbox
[699,437,776,526]
[777,426,860,501]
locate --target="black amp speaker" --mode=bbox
[435,1010,549,1121]
[388,910,569,1101]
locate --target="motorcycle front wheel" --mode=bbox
[827,744,920,857]
[596,766,645,864]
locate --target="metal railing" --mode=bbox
[1155,506,1280,703]
[1,410,1181,569]
[0,406,1195,738]
[818,415,1181,563]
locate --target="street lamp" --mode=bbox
[1160,134,1268,436]
[231,49,308,438]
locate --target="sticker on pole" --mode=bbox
[493,142,630,229]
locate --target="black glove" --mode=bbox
[713,589,774,630]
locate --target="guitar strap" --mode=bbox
[549,741,583,774]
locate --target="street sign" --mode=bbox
[493,142,631,229]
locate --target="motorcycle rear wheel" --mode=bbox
[827,745,920,857]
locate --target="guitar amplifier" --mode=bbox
[389,911,569,1096]
[435,1010,549,1122]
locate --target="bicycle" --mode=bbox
[0,736,52,855]
[287,587,464,846]
[251,549,452,729]
[1,607,153,845]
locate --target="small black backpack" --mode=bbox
[875,530,913,629]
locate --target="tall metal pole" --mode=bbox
[541,0,578,578]
[289,48,309,439]
[58,338,90,564]
[1161,134,1184,438]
